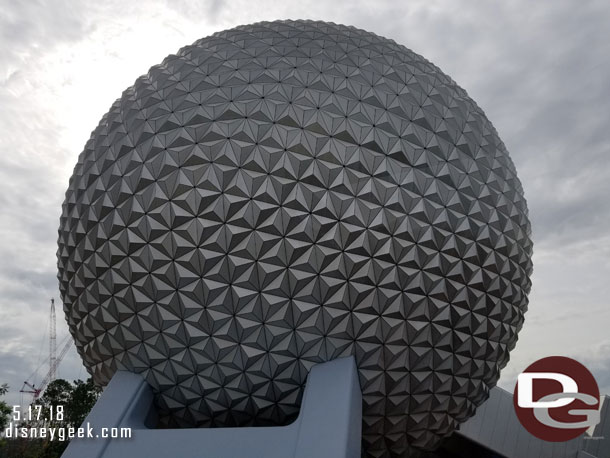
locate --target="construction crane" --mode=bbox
[50,298,57,382]
[20,298,73,400]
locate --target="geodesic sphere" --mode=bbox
[57,20,533,456]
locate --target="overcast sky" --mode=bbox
[1,0,609,409]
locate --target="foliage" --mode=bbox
[0,384,11,430]
[65,379,102,428]
[0,378,102,458]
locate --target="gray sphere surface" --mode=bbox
[57,20,533,456]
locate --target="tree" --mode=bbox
[66,379,102,428]
[35,379,73,429]
[0,383,11,430]
[0,378,102,458]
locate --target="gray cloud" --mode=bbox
[579,341,610,396]
[499,341,610,397]
[0,0,95,77]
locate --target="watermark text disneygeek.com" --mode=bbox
[3,422,131,441]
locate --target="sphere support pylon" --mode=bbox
[61,357,362,458]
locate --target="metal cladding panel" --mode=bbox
[57,20,533,457]
[584,396,610,458]
[456,386,599,458]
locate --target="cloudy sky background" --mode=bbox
[1,0,609,408]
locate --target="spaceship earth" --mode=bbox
[57,19,533,456]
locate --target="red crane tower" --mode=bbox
[50,298,57,382]
[20,298,73,400]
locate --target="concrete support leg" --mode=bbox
[62,356,361,458]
